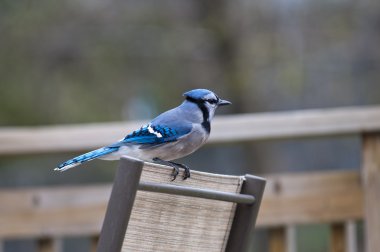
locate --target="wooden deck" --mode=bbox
[1,105,380,252]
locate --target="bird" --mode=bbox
[54,89,231,180]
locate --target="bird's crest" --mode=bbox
[183,89,217,101]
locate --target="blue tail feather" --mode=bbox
[55,147,118,171]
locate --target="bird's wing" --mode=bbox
[112,123,192,147]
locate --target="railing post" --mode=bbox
[362,133,380,252]
[331,223,345,252]
[286,225,297,252]
[97,156,144,252]
[37,238,62,252]
[37,238,53,252]
[269,227,286,252]
[346,220,358,252]
[90,236,99,252]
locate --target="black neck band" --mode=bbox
[186,97,210,133]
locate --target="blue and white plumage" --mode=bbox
[54,89,231,179]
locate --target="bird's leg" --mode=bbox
[152,158,190,181]
[170,161,191,180]
[153,158,179,181]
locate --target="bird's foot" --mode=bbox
[172,162,190,180]
[171,166,180,181]
[153,158,191,181]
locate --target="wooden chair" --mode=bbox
[96,156,266,252]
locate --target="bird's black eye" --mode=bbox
[206,98,218,104]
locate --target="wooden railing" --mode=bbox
[1,106,380,252]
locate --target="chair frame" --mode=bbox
[97,156,266,252]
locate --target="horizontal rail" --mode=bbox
[138,181,255,204]
[0,170,363,239]
[1,106,380,155]
[258,170,363,227]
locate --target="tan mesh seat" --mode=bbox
[97,157,265,252]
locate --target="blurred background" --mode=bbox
[1,0,380,251]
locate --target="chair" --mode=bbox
[97,156,266,252]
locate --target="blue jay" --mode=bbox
[54,89,231,180]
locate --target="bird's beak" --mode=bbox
[218,99,232,106]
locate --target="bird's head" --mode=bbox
[183,89,231,120]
